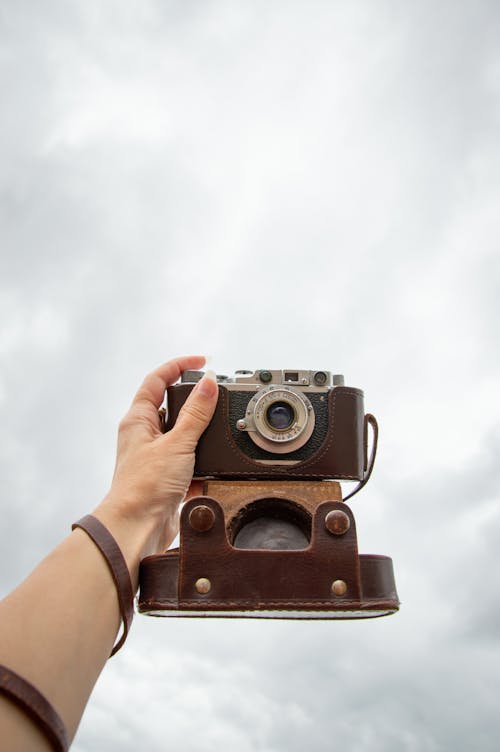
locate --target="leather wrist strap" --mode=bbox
[0,664,68,751]
[72,514,134,657]
[343,414,378,501]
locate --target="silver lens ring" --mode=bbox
[246,387,316,454]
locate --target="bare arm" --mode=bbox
[0,355,218,750]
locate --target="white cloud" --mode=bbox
[1,1,500,750]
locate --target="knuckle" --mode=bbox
[118,415,134,432]
[172,432,197,454]
[179,400,209,426]
[163,427,196,457]
[134,387,149,403]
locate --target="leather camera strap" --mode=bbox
[72,514,134,657]
[343,413,378,501]
[0,664,68,751]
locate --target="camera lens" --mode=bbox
[266,401,295,431]
[246,386,315,452]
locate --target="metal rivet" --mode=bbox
[195,577,211,594]
[189,505,215,532]
[236,419,247,430]
[325,510,350,535]
[331,579,347,596]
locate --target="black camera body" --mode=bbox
[164,368,370,482]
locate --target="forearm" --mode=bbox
[0,357,218,750]
[0,503,158,748]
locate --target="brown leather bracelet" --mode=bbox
[72,514,134,657]
[0,664,68,751]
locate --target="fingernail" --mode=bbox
[197,370,217,397]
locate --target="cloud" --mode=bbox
[1,1,500,750]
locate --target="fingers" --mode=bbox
[127,355,206,427]
[168,370,219,448]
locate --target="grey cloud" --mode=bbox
[1,1,500,750]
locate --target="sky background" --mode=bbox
[1,1,500,749]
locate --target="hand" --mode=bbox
[95,355,219,556]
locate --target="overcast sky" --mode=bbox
[1,1,500,750]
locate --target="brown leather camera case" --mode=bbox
[138,482,399,619]
[165,384,369,480]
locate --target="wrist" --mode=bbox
[91,494,165,591]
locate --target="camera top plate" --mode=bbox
[181,369,345,390]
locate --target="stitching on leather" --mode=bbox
[202,388,362,477]
[177,599,394,607]
[142,599,398,609]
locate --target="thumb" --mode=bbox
[169,370,219,447]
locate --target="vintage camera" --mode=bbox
[164,368,369,482]
[138,366,398,620]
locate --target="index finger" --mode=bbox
[128,355,206,426]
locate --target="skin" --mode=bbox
[0,355,219,751]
